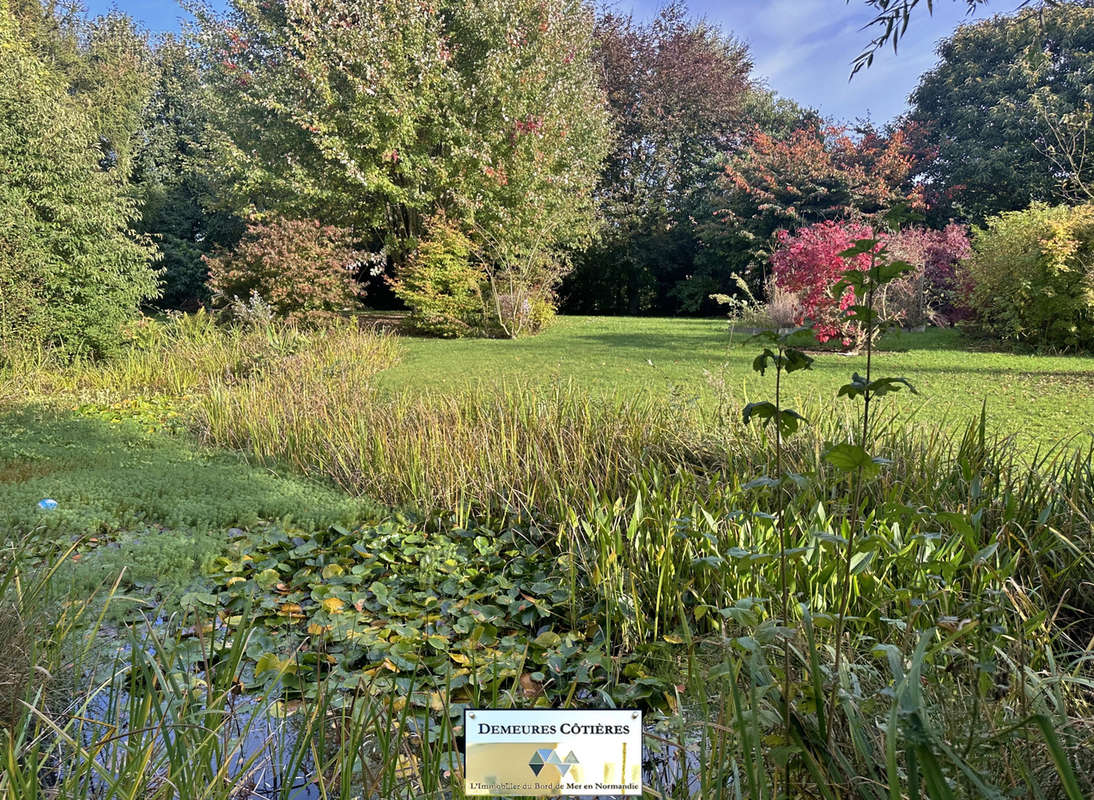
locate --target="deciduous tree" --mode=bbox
[908,2,1094,222]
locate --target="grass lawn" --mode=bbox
[380,315,1094,450]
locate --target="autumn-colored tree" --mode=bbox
[205,218,365,324]
[701,121,921,296]
[770,220,883,346]
[563,2,754,314]
[197,0,609,322]
[885,223,971,326]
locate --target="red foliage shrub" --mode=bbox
[770,220,882,345]
[887,224,972,325]
[205,217,365,323]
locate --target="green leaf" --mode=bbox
[776,409,807,437]
[782,348,814,373]
[837,373,870,400]
[533,631,561,649]
[742,401,777,426]
[752,348,778,375]
[255,568,281,590]
[838,238,880,258]
[845,304,880,326]
[873,259,915,285]
[823,443,884,479]
[742,403,807,437]
[869,376,918,397]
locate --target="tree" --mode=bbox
[770,220,881,346]
[960,202,1094,349]
[197,0,609,310]
[562,3,753,315]
[908,2,1094,223]
[0,2,158,356]
[132,36,242,310]
[700,121,921,295]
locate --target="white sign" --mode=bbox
[464,708,642,796]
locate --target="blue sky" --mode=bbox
[83,0,1000,123]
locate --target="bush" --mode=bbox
[205,217,366,323]
[886,224,971,327]
[392,219,486,337]
[770,220,881,346]
[961,203,1094,349]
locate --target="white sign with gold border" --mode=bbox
[464,708,643,796]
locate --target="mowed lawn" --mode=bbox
[378,315,1094,451]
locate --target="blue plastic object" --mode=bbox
[37,498,59,511]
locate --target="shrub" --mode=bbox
[961,203,1094,349]
[770,220,881,346]
[392,219,486,337]
[886,223,971,326]
[205,217,365,323]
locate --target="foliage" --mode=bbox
[67,9,155,179]
[853,0,989,75]
[196,0,609,306]
[885,223,972,326]
[961,202,1094,350]
[770,220,883,345]
[563,2,753,316]
[393,218,485,337]
[702,122,921,296]
[5,309,1094,796]
[909,3,1094,223]
[0,4,159,357]
[205,217,366,323]
[133,35,243,310]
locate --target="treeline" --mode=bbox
[2,0,1094,351]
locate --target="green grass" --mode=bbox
[0,406,380,604]
[4,315,1094,798]
[380,316,1094,450]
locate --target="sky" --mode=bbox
[82,0,1008,124]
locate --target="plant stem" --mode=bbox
[829,250,878,739]
[776,347,792,797]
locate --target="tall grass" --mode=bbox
[5,319,1093,797]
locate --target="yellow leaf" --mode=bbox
[322,597,346,614]
[226,576,246,586]
[278,603,304,618]
[307,622,329,635]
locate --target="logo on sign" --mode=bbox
[528,748,579,777]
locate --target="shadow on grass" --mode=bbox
[573,330,735,353]
[0,404,377,539]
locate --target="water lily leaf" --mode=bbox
[255,568,280,590]
[533,631,561,649]
[322,597,346,614]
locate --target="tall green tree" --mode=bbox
[197,0,609,290]
[562,3,753,315]
[0,0,158,355]
[133,36,242,309]
[909,2,1094,223]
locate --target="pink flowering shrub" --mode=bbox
[770,220,882,346]
[887,224,972,325]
